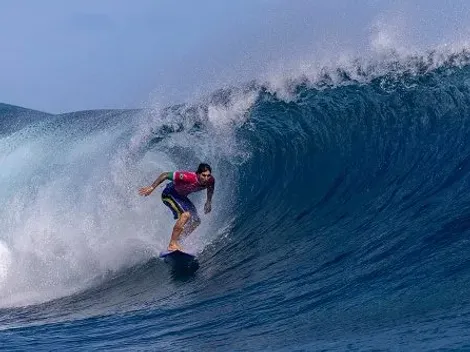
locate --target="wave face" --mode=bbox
[2,59,470,350]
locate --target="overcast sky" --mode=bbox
[1,1,470,113]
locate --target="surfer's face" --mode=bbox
[198,170,211,184]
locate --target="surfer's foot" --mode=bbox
[167,241,182,251]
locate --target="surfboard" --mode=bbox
[159,250,199,273]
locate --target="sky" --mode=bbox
[1,1,470,113]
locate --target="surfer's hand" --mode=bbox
[204,201,212,214]
[138,186,154,196]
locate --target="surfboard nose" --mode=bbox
[159,250,199,274]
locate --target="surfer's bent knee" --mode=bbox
[180,211,191,221]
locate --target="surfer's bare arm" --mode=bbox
[138,172,172,196]
[204,185,214,213]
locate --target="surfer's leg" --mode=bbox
[162,191,200,250]
[168,211,191,251]
[181,216,201,238]
[180,198,200,238]
[162,190,188,250]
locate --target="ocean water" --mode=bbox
[2,51,470,351]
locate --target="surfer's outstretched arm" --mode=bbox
[138,172,172,196]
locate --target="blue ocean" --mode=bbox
[2,51,470,351]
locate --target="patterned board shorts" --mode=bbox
[161,184,200,223]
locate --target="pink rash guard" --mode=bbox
[171,171,215,196]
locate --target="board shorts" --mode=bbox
[161,184,200,223]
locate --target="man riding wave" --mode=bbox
[139,163,214,251]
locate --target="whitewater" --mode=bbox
[2,41,470,352]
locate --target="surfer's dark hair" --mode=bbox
[196,163,212,174]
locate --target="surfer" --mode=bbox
[138,163,215,251]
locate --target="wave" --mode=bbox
[1,49,470,349]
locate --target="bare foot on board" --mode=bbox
[167,241,182,251]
